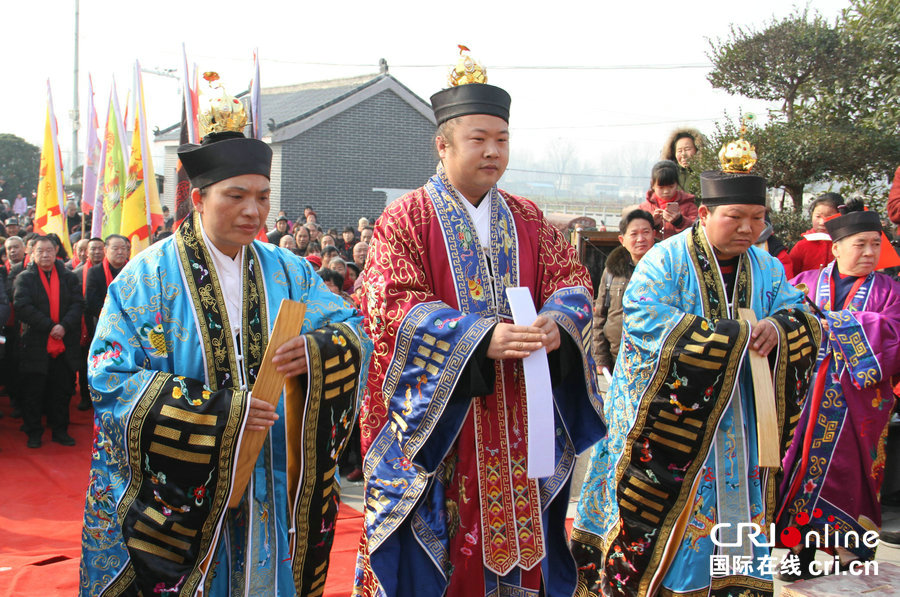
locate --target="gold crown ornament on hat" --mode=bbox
[197,71,248,138]
[448,45,487,87]
[718,112,758,173]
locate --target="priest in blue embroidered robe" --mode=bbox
[571,171,821,597]
[79,97,371,596]
[354,49,605,597]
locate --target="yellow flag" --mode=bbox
[121,62,163,258]
[98,83,128,240]
[34,82,72,255]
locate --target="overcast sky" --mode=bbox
[3,0,850,179]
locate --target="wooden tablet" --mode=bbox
[737,308,780,469]
[228,299,306,508]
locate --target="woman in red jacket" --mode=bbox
[637,160,697,240]
[789,193,843,275]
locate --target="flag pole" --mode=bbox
[70,0,80,178]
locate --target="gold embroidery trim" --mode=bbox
[623,488,664,512]
[654,422,699,440]
[134,520,192,551]
[187,433,217,447]
[647,432,692,453]
[143,506,167,525]
[153,425,181,441]
[171,522,198,537]
[631,477,669,499]
[677,354,723,370]
[324,364,356,384]
[126,537,185,563]
[159,404,217,427]
[148,441,211,464]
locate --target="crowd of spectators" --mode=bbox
[264,207,373,309]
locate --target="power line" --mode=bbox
[506,168,648,180]
[252,58,711,71]
[513,117,719,130]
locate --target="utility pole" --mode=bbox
[70,0,80,180]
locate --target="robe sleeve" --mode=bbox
[826,281,900,389]
[358,198,495,470]
[85,276,249,595]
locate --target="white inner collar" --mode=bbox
[459,190,492,249]
[198,216,244,335]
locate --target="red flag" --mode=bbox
[877,232,900,270]
[174,101,192,224]
[175,44,199,225]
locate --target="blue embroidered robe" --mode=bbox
[571,224,820,597]
[79,213,372,596]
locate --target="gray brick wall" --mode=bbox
[278,89,436,230]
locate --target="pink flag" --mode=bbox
[251,48,262,139]
[81,75,100,214]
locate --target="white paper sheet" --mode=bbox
[505,287,555,479]
[602,367,613,385]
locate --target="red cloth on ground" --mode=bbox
[0,393,91,596]
[789,229,833,275]
[0,389,370,597]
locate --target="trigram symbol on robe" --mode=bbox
[619,476,670,526]
[786,327,815,364]
[322,350,358,400]
[413,333,451,377]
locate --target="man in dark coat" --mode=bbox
[73,237,106,411]
[13,235,83,448]
[266,214,290,245]
[1,236,25,416]
[84,234,129,328]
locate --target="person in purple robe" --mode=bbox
[777,201,900,579]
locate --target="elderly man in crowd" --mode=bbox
[83,234,129,331]
[304,221,321,242]
[73,237,103,411]
[294,223,311,255]
[278,233,298,252]
[69,238,89,269]
[14,236,83,448]
[351,241,369,292]
[5,236,25,270]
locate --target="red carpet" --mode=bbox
[324,501,365,596]
[0,392,363,595]
[0,393,92,596]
